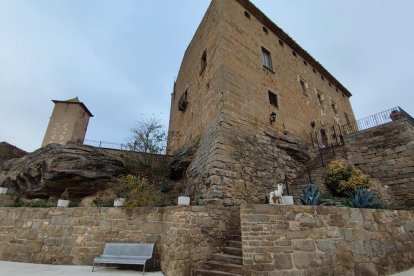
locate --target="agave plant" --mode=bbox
[346,189,380,209]
[300,182,326,205]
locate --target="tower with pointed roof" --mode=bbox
[41,97,93,147]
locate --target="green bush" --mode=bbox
[326,160,370,196]
[93,199,114,207]
[15,199,57,208]
[119,175,157,207]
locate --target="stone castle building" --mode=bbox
[168,0,355,155]
[42,98,93,147]
[167,0,358,203]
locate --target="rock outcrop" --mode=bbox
[0,143,127,199]
[0,141,27,165]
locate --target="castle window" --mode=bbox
[200,50,207,74]
[278,40,284,47]
[321,75,325,81]
[263,27,268,34]
[244,11,251,19]
[299,78,307,94]
[178,89,189,112]
[344,112,351,124]
[335,88,339,92]
[329,82,332,87]
[268,91,278,108]
[292,51,297,57]
[262,47,273,70]
[303,60,308,66]
[331,101,338,115]
[313,68,317,74]
[317,91,324,107]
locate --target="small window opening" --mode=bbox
[331,102,338,115]
[268,91,278,108]
[200,50,207,74]
[262,47,273,70]
[244,11,251,19]
[303,60,308,66]
[178,89,189,112]
[328,82,332,87]
[335,88,339,92]
[344,112,351,124]
[292,51,297,57]
[263,27,268,34]
[313,68,317,74]
[321,75,325,81]
[317,91,324,106]
[278,40,284,47]
[299,79,307,94]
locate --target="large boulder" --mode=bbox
[0,143,127,199]
[0,141,27,165]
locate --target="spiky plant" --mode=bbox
[346,189,384,209]
[300,182,327,205]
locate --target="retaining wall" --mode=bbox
[241,204,414,276]
[344,119,414,207]
[0,206,240,276]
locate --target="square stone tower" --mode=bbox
[167,0,356,203]
[41,97,93,147]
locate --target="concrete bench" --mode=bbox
[92,243,155,274]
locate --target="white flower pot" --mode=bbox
[0,188,8,195]
[178,196,190,206]
[282,196,294,205]
[57,199,70,208]
[114,198,125,207]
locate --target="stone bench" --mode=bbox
[92,243,155,274]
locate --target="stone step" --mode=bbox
[193,269,242,276]
[210,253,243,265]
[223,246,242,256]
[228,240,242,249]
[202,260,243,274]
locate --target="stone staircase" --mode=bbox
[290,145,347,199]
[192,240,243,276]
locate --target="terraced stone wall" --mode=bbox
[0,205,240,276]
[345,119,414,207]
[241,204,414,276]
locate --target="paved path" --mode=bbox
[0,260,412,275]
[0,261,164,276]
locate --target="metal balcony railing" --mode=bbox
[341,106,414,135]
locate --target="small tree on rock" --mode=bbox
[124,117,168,183]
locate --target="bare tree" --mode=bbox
[126,117,166,154]
[124,117,168,183]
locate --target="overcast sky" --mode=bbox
[1,0,413,152]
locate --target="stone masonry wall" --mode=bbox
[186,111,314,204]
[344,119,414,206]
[241,204,414,276]
[0,205,240,276]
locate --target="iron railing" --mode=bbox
[341,106,413,135]
[84,139,127,150]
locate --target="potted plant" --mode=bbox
[57,188,70,207]
[0,187,8,195]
